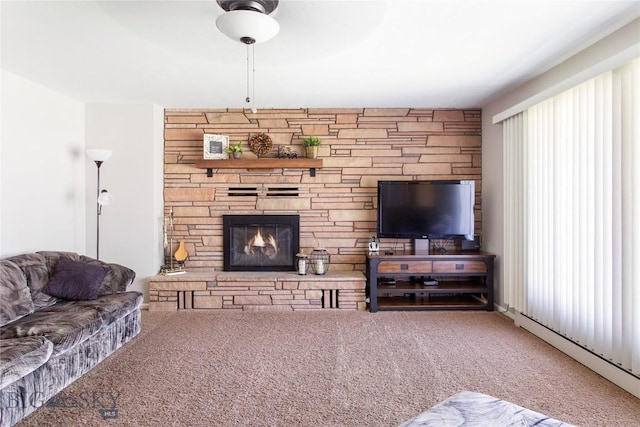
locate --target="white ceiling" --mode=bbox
[2,0,639,109]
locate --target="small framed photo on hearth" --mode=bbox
[203,134,229,159]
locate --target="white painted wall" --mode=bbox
[0,70,86,256]
[482,18,640,307]
[85,104,164,298]
[1,72,163,299]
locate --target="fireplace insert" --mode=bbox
[223,215,300,271]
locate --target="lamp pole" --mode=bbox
[95,160,103,260]
[86,148,111,261]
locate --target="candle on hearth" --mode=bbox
[310,248,330,275]
[296,253,309,275]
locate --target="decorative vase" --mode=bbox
[232,152,242,159]
[174,241,188,262]
[306,146,318,159]
[310,248,330,275]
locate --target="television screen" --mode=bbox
[377,180,474,240]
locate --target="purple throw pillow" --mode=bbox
[43,256,109,300]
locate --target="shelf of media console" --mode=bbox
[376,279,488,294]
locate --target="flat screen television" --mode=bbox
[377,180,475,241]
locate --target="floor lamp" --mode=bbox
[86,149,113,260]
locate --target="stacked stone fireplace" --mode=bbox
[223,215,300,272]
[149,213,367,311]
[151,108,482,312]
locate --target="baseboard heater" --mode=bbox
[515,312,639,398]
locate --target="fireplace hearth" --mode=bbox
[223,215,300,271]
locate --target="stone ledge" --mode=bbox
[149,271,366,290]
[148,270,366,312]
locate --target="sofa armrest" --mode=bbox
[100,262,136,294]
[64,255,134,295]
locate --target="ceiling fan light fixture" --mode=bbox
[216,0,279,111]
[216,4,279,44]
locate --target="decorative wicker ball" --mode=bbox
[309,248,330,275]
[249,133,273,157]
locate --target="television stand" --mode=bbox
[366,250,495,312]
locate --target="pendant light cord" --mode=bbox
[246,43,251,105]
[245,42,257,112]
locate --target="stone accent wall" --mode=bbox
[164,108,481,272]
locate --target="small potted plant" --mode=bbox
[302,136,321,159]
[227,142,243,159]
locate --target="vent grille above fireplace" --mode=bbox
[266,187,299,197]
[228,187,258,197]
[224,186,300,197]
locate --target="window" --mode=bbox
[502,59,639,380]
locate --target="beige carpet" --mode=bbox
[18,310,640,426]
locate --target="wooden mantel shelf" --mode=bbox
[194,158,323,177]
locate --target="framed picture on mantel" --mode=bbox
[203,134,229,159]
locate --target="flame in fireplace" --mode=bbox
[252,229,266,247]
[244,229,278,259]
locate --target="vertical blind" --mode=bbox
[502,59,639,376]
[503,113,526,312]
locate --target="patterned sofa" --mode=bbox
[399,391,571,426]
[0,251,142,427]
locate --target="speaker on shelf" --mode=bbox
[461,234,481,251]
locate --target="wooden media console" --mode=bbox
[366,251,495,312]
